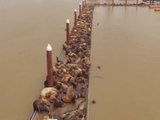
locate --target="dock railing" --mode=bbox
[29,111,37,120]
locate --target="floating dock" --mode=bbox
[29,2,94,120]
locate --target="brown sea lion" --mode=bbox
[41,87,58,98]
[49,94,57,103]
[33,98,50,113]
[62,86,75,103]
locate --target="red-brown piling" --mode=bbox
[84,0,87,5]
[125,0,127,5]
[79,3,82,16]
[149,0,154,5]
[82,0,85,9]
[112,0,114,5]
[46,44,54,87]
[66,19,70,45]
[74,9,77,27]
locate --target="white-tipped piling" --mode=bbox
[74,9,77,26]
[79,3,82,16]
[66,19,70,45]
[46,44,54,87]
[85,0,87,5]
[82,0,85,8]
[46,44,52,51]
[66,19,70,23]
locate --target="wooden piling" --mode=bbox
[46,44,54,87]
[125,0,127,6]
[82,0,85,9]
[79,3,82,16]
[85,0,87,5]
[150,0,153,5]
[66,19,70,45]
[74,9,77,27]
[112,0,114,5]
[136,0,138,5]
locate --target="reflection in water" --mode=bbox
[0,0,79,120]
[89,6,160,120]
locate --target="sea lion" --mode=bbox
[43,115,49,120]
[62,86,75,103]
[41,87,58,98]
[33,98,50,113]
[61,73,72,83]
[49,94,57,103]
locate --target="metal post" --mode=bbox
[66,19,70,45]
[46,44,54,87]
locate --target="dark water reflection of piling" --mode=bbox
[88,6,160,120]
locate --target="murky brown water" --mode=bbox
[88,6,160,120]
[0,0,80,120]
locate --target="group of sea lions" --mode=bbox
[33,5,94,120]
[33,87,58,113]
[94,2,147,6]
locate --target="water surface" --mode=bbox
[0,0,80,119]
[88,6,160,120]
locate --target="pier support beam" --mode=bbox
[46,44,54,87]
[66,19,70,46]
[74,9,77,27]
